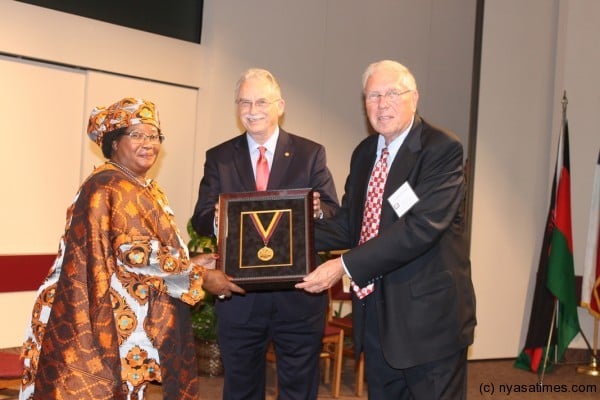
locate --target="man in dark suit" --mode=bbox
[297,60,476,399]
[192,68,339,400]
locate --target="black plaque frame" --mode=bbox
[217,188,314,290]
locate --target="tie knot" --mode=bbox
[379,147,389,164]
[258,146,267,156]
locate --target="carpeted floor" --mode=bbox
[182,356,600,399]
[462,357,599,400]
[2,350,598,399]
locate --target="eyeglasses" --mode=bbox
[236,98,279,111]
[365,89,412,104]
[127,131,165,144]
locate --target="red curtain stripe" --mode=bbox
[0,255,54,292]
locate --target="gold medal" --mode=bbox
[257,246,274,261]
[249,211,283,263]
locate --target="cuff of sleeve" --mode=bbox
[340,254,351,278]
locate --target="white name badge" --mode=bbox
[387,182,419,218]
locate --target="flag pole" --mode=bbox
[539,91,569,384]
[539,300,558,384]
[555,92,568,371]
[576,317,599,376]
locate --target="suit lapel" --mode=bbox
[233,134,257,191]
[357,137,379,206]
[267,130,292,190]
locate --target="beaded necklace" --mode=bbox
[107,160,150,188]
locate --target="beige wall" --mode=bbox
[0,0,598,361]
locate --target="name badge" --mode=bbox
[387,181,419,218]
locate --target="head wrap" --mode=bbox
[87,97,160,146]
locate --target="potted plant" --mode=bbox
[187,220,224,377]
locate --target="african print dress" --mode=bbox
[20,163,205,400]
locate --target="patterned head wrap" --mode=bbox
[87,97,160,146]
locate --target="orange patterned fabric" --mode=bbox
[87,98,160,146]
[20,163,204,400]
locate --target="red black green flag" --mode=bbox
[515,118,581,372]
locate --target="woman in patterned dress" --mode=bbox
[19,98,244,400]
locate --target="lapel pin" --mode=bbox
[284,152,290,157]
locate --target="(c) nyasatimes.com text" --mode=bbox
[479,382,598,396]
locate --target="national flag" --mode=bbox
[545,119,580,362]
[581,149,600,318]
[515,117,580,372]
[514,207,556,373]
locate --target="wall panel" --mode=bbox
[0,56,85,253]
[0,58,198,348]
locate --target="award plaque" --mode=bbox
[217,188,315,290]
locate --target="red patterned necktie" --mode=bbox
[352,147,389,299]
[256,146,269,191]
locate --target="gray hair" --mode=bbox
[362,60,418,92]
[234,68,282,99]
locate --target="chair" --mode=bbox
[320,322,344,398]
[0,349,23,395]
[328,275,366,396]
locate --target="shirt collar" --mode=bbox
[246,127,280,154]
[377,116,414,161]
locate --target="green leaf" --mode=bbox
[187,219,216,255]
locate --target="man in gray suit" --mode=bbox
[297,60,476,399]
[192,68,339,399]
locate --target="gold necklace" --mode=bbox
[107,161,150,188]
